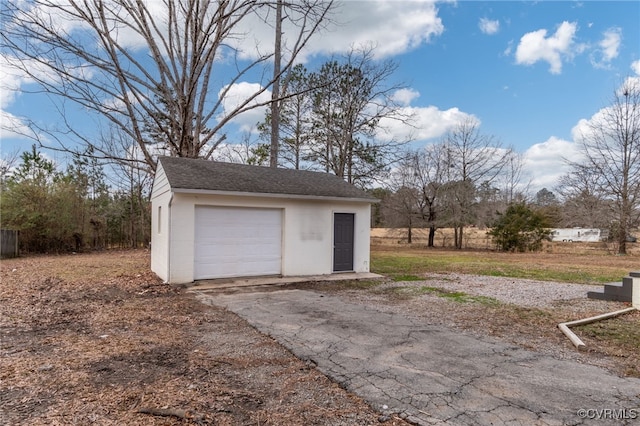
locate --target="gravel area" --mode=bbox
[377,273,604,309]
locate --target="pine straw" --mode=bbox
[1,250,408,425]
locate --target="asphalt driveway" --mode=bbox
[200,288,640,425]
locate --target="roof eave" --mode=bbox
[171,187,379,203]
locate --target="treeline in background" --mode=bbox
[1,146,150,254]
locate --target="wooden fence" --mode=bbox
[1,229,19,259]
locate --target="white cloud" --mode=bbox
[220,82,473,145]
[392,88,420,106]
[0,110,38,141]
[563,69,640,181]
[523,65,639,192]
[294,0,444,58]
[102,90,138,112]
[503,40,514,56]
[26,1,444,63]
[0,53,85,143]
[522,70,638,191]
[571,116,595,143]
[515,21,579,74]
[522,136,581,191]
[0,55,43,141]
[18,0,158,50]
[590,27,621,69]
[377,105,475,143]
[0,69,22,110]
[625,60,640,89]
[570,72,637,143]
[599,27,622,62]
[2,1,447,136]
[32,2,444,63]
[13,1,88,36]
[479,18,500,35]
[218,82,271,133]
[0,55,63,106]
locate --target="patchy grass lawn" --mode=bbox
[371,244,639,284]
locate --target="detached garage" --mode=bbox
[151,157,377,284]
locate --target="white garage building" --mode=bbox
[151,157,377,284]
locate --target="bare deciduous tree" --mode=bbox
[386,153,423,243]
[556,164,610,228]
[1,0,333,172]
[441,118,511,248]
[499,150,529,204]
[405,145,449,247]
[570,79,640,254]
[0,149,20,184]
[215,131,269,166]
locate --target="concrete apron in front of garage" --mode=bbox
[187,272,383,291]
[199,289,640,426]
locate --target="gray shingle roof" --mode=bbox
[158,157,378,202]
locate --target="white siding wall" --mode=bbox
[150,164,172,282]
[167,194,197,283]
[161,193,372,283]
[353,203,372,273]
[283,202,332,275]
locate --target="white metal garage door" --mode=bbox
[194,206,282,279]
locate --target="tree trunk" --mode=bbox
[270,0,283,168]
[617,221,627,255]
[455,225,464,249]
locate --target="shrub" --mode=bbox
[489,203,552,252]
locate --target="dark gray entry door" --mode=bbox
[333,213,354,272]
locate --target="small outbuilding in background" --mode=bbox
[151,157,377,284]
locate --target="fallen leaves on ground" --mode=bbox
[1,250,408,425]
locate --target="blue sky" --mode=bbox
[404,1,638,148]
[1,0,639,194]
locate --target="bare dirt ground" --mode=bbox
[0,250,408,425]
[2,248,638,425]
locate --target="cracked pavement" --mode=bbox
[200,289,640,425]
